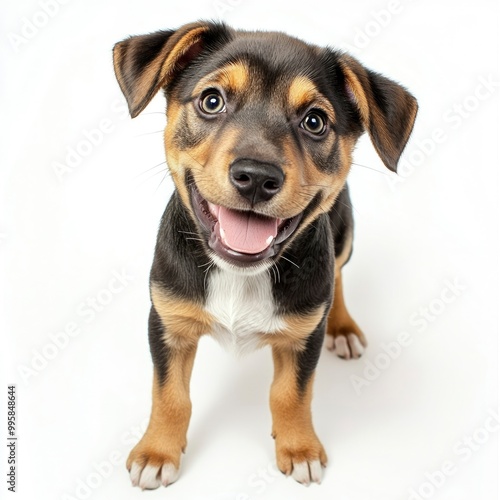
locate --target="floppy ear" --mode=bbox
[340,54,418,172]
[113,21,224,118]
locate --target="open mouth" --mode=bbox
[191,185,303,266]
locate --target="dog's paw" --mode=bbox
[275,438,327,485]
[326,319,367,359]
[325,331,366,359]
[127,445,181,490]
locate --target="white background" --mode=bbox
[1,0,498,499]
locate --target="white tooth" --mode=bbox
[220,227,226,242]
[266,235,273,245]
[207,202,219,218]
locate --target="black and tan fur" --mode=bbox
[113,21,417,488]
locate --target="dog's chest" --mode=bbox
[205,269,285,354]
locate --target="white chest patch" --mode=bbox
[205,267,285,355]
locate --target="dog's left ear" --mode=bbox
[340,54,418,172]
[113,21,228,118]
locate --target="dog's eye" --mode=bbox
[301,112,327,136]
[199,92,226,114]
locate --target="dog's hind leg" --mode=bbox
[325,188,367,358]
[325,257,366,359]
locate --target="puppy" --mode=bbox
[113,21,417,488]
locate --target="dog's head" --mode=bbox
[113,21,417,271]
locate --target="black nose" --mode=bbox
[229,159,284,205]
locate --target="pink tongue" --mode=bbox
[217,206,278,254]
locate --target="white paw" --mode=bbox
[325,334,335,351]
[129,461,180,490]
[334,335,350,358]
[291,460,323,485]
[346,333,365,358]
[326,334,365,359]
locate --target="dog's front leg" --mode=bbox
[126,361,194,489]
[270,322,327,485]
[127,286,212,489]
[126,310,197,489]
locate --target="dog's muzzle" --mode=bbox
[191,183,302,267]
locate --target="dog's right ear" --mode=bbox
[113,21,229,118]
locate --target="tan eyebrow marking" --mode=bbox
[192,62,250,96]
[288,76,336,123]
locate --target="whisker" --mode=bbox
[352,162,391,176]
[273,262,281,283]
[136,168,167,188]
[329,205,346,225]
[154,169,172,194]
[203,261,215,290]
[297,191,317,200]
[136,130,165,137]
[134,160,167,180]
[301,183,330,189]
[281,255,300,269]
[268,265,276,284]
[332,198,349,209]
[275,259,286,281]
[198,261,213,268]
